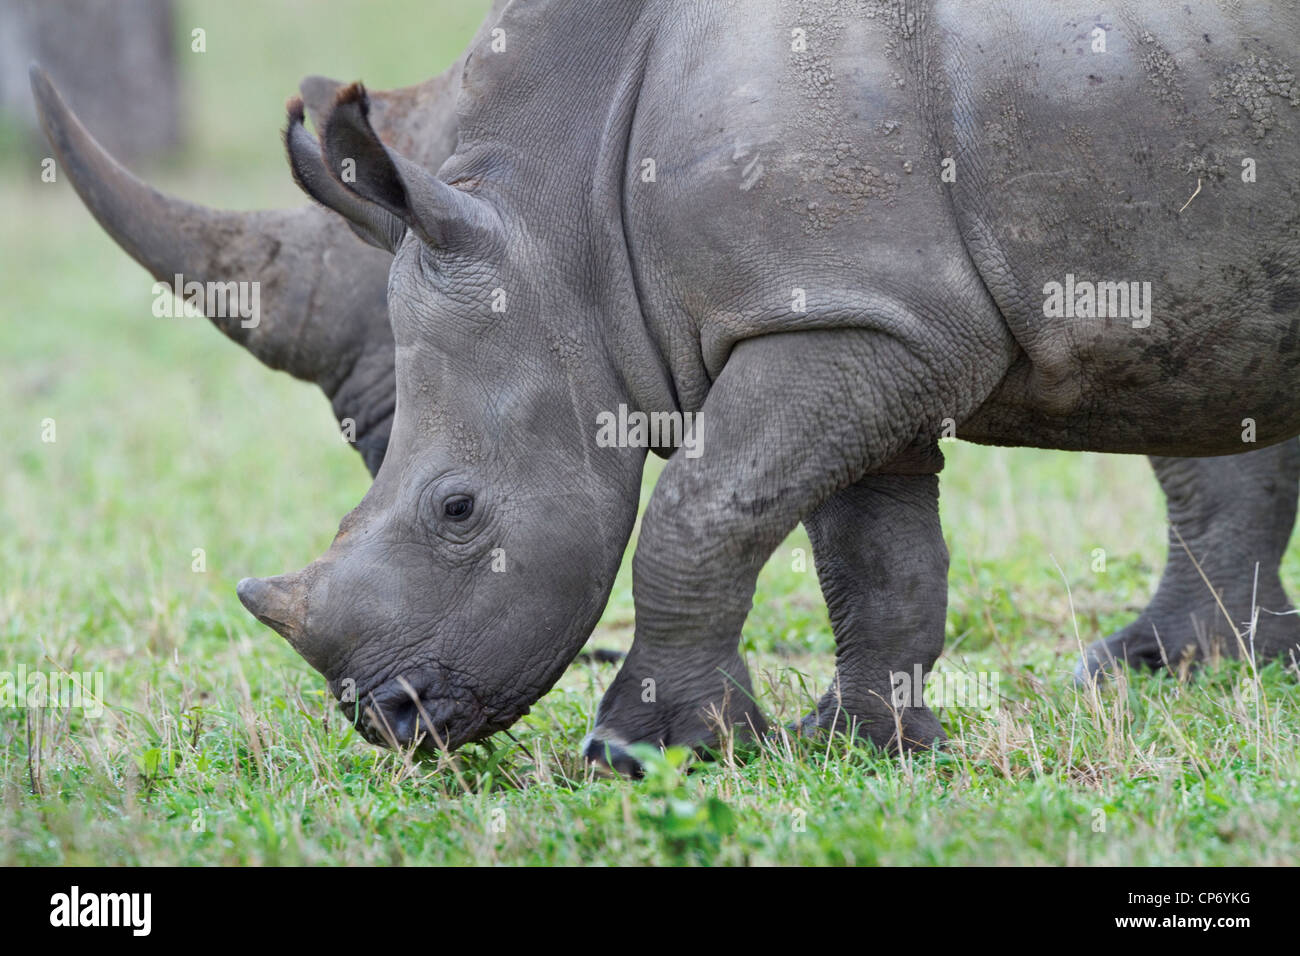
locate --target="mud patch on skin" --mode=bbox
[544,327,584,370]
[447,421,482,465]
[409,380,481,464]
[780,0,911,235]
[1136,30,1185,111]
[1211,54,1300,141]
[782,142,900,235]
[980,87,1027,181]
[1183,153,1229,179]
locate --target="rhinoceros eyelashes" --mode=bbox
[285,80,491,255]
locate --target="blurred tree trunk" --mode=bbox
[0,0,181,160]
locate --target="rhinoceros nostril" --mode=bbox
[349,677,456,750]
[359,690,439,749]
[386,699,421,745]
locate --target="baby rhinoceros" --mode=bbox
[235,0,1300,775]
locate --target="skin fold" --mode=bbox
[34,0,1300,771]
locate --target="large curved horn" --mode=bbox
[30,64,393,384]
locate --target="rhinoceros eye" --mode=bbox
[443,495,474,521]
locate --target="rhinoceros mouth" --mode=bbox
[338,672,494,753]
[349,693,452,751]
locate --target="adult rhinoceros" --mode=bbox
[33,0,1300,770]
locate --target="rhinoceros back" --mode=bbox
[938,0,1300,451]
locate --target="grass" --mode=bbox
[2,0,1298,866]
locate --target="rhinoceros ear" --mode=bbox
[285,96,408,253]
[321,82,492,251]
[299,75,343,133]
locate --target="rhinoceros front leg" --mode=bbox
[798,470,949,750]
[582,328,960,774]
[1077,441,1300,680]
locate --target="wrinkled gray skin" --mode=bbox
[35,0,1300,767]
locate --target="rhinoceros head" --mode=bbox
[237,84,645,751]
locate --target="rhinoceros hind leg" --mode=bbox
[795,471,949,752]
[1076,443,1300,683]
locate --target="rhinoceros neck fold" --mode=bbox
[588,8,683,426]
[444,0,681,424]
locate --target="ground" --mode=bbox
[1,0,1297,865]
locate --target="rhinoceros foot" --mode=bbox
[791,699,946,754]
[1077,450,1300,684]
[1074,595,1300,684]
[581,646,767,778]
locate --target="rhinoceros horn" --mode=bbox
[31,63,397,469]
[30,65,392,366]
[236,569,316,661]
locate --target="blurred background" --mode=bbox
[1,0,181,162]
